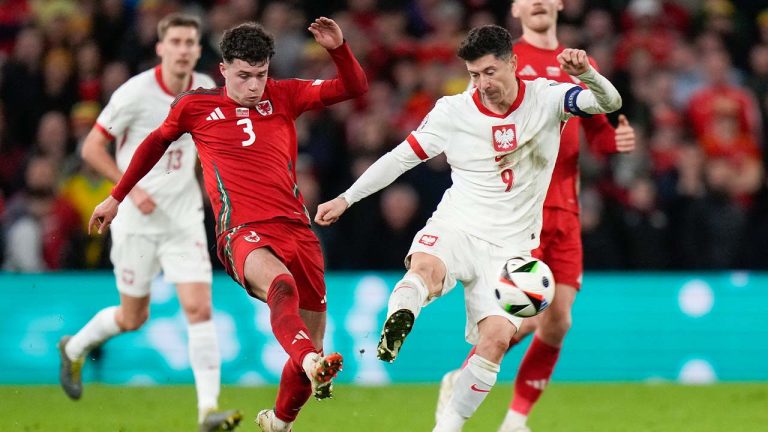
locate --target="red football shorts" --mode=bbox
[217,220,327,311]
[532,207,583,290]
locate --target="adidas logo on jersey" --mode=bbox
[518,64,537,76]
[292,330,310,344]
[206,107,226,121]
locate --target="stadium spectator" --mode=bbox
[74,41,102,102]
[3,155,82,271]
[687,49,762,141]
[0,26,44,144]
[0,104,26,198]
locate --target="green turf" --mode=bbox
[1,383,766,431]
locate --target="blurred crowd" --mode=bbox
[1,0,767,273]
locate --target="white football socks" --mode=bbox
[302,351,320,378]
[66,306,122,360]
[435,354,500,430]
[387,272,429,319]
[188,320,221,422]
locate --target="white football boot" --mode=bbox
[256,409,293,432]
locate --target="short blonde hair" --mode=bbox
[157,13,201,41]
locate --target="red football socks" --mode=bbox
[275,358,312,422]
[510,335,561,415]
[266,274,317,367]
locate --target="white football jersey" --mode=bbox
[96,66,216,233]
[406,78,576,251]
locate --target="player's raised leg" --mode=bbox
[377,252,444,362]
[243,248,343,394]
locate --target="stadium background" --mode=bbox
[1,0,767,430]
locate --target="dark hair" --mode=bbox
[157,13,201,41]
[219,22,275,65]
[457,25,513,62]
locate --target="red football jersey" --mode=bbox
[158,80,331,233]
[514,38,617,214]
[110,43,367,238]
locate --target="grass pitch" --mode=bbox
[1,383,766,431]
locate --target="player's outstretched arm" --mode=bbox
[557,48,622,114]
[314,139,427,229]
[309,17,369,104]
[314,196,349,226]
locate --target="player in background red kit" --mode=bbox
[89,18,368,432]
[435,2,636,431]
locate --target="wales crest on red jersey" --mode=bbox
[256,100,273,116]
[492,124,517,152]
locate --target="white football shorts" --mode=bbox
[110,222,212,297]
[406,219,527,345]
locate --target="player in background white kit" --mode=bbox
[315,25,622,431]
[57,13,241,432]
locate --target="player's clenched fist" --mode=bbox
[557,48,590,76]
[314,196,349,226]
[89,195,120,234]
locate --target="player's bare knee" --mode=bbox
[242,275,268,301]
[408,262,444,294]
[119,309,149,331]
[541,310,572,339]
[478,334,510,360]
[183,301,212,323]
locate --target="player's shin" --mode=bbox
[436,354,500,430]
[275,358,312,423]
[66,306,123,359]
[188,320,221,421]
[510,335,561,415]
[266,274,317,365]
[387,272,429,318]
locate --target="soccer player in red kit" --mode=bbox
[435,2,636,431]
[89,18,368,432]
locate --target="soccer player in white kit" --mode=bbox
[315,25,622,431]
[57,13,241,431]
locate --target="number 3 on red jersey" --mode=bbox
[237,118,255,147]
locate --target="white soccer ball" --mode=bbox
[494,257,555,318]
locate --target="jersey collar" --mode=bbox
[472,78,526,118]
[154,65,194,97]
[516,37,564,53]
